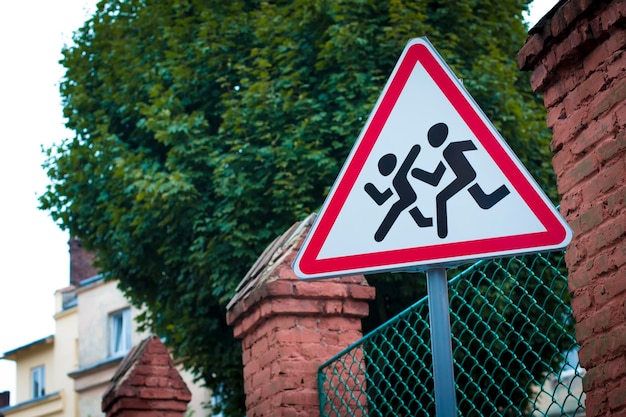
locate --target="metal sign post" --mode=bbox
[427,267,457,416]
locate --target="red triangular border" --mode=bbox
[295,39,571,279]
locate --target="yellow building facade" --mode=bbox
[1,287,78,417]
[1,277,211,417]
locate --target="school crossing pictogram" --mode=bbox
[293,38,572,280]
[366,122,511,241]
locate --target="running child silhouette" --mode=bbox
[364,145,433,242]
[412,122,511,238]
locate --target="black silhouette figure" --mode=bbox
[412,122,511,239]
[365,145,433,242]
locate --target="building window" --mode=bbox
[109,308,131,357]
[31,365,45,398]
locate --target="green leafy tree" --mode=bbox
[41,0,554,414]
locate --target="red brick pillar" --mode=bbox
[226,217,376,417]
[102,336,192,417]
[518,1,626,415]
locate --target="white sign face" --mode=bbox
[293,38,572,280]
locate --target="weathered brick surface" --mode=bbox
[101,336,191,417]
[519,1,626,416]
[227,220,375,416]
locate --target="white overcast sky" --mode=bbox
[0,0,558,405]
[0,0,98,401]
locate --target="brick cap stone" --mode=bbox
[226,214,376,333]
[101,335,192,414]
[227,214,316,312]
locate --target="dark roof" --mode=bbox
[79,274,104,287]
[2,335,54,359]
[67,355,124,379]
[0,391,61,414]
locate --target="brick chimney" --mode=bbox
[0,391,9,408]
[69,237,99,286]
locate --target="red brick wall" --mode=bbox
[518,0,626,414]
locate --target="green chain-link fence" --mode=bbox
[319,250,585,416]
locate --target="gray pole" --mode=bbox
[426,267,457,416]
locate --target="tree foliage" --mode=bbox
[41,0,553,414]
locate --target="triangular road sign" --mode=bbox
[293,37,572,280]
